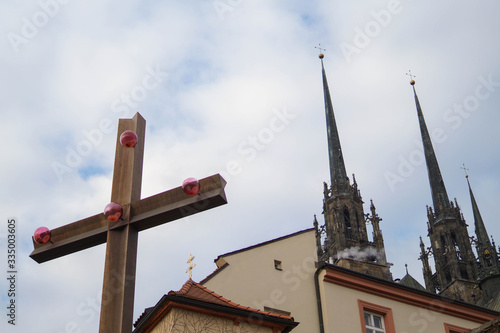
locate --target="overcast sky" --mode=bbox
[1,1,500,331]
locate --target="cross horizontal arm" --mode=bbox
[30,174,227,263]
[112,173,227,232]
[30,213,108,264]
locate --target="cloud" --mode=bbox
[1,1,500,331]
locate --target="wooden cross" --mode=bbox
[30,113,227,333]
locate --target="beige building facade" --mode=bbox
[320,264,497,333]
[202,229,499,333]
[203,229,320,332]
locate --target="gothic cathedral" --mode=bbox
[314,53,500,311]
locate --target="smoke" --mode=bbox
[333,246,383,262]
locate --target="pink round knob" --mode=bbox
[182,178,200,196]
[104,202,123,222]
[34,227,51,245]
[120,130,138,148]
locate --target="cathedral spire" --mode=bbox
[315,50,391,281]
[464,170,500,278]
[410,79,450,216]
[319,53,348,191]
[411,76,479,302]
[466,175,490,249]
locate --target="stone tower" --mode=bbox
[314,53,392,281]
[411,79,479,303]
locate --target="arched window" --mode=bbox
[344,207,352,239]
[451,232,462,260]
[440,235,448,263]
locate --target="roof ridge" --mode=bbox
[200,262,229,284]
[214,228,314,262]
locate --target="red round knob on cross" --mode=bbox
[34,227,51,245]
[104,202,123,222]
[182,178,200,196]
[120,130,138,148]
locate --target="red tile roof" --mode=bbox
[133,279,298,333]
[169,279,294,321]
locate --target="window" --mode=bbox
[274,260,282,271]
[358,300,395,333]
[344,207,353,239]
[364,311,385,333]
[451,232,463,260]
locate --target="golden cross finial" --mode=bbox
[461,163,469,179]
[186,254,196,279]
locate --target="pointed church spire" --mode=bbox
[412,76,479,302]
[466,174,490,249]
[464,169,500,278]
[316,49,392,281]
[419,236,434,293]
[319,53,348,191]
[410,78,450,216]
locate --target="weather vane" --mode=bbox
[461,163,469,178]
[406,70,416,80]
[406,70,416,85]
[315,44,326,53]
[186,254,196,279]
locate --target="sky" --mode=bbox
[1,0,500,331]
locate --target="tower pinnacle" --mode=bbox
[319,52,349,191]
[410,78,450,217]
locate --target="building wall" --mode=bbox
[203,229,497,333]
[203,230,319,333]
[320,270,487,333]
[150,307,274,333]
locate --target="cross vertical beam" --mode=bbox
[99,113,145,333]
